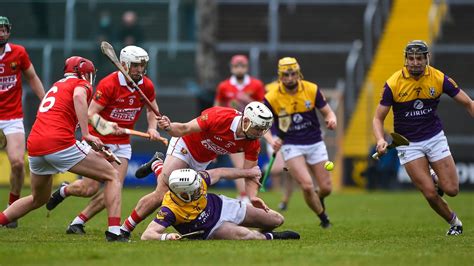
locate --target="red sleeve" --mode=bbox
[196,107,215,132]
[93,79,112,106]
[19,46,32,71]
[144,78,156,102]
[215,82,226,103]
[253,79,265,102]
[244,140,261,161]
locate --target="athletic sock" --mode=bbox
[8,192,19,205]
[0,212,10,226]
[59,186,68,198]
[108,217,121,235]
[449,212,462,226]
[71,213,89,225]
[152,160,163,176]
[121,209,143,233]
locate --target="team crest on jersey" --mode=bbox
[304,100,311,110]
[156,208,167,220]
[181,148,188,155]
[10,61,18,71]
[94,91,103,101]
[200,114,208,121]
[429,87,436,97]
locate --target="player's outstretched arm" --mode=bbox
[453,89,474,117]
[159,118,201,137]
[207,166,262,185]
[141,221,180,241]
[23,64,45,100]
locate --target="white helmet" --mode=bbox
[243,102,274,134]
[168,169,203,203]
[120,45,149,70]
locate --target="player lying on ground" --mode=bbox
[141,166,300,241]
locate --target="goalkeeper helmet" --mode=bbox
[168,169,203,203]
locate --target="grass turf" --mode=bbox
[0,187,472,265]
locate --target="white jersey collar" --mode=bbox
[117,71,144,92]
[0,43,12,60]
[229,74,250,91]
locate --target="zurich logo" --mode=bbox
[413,99,424,110]
[292,113,303,123]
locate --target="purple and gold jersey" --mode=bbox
[380,66,460,142]
[154,171,222,239]
[264,80,328,145]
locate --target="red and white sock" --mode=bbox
[108,217,121,235]
[152,161,163,176]
[0,212,10,226]
[8,192,19,205]
[71,213,89,225]
[121,209,143,233]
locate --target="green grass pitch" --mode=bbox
[0,187,472,265]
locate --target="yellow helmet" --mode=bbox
[278,57,303,79]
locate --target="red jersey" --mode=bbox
[89,72,156,144]
[215,75,265,112]
[0,43,32,120]
[183,107,261,163]
[27,76,92,156]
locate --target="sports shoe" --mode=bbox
[105,230,130,242]
[5,220,18,229]
[121,229,131,240]
[46,182,69,211]
[278,202,288,211]
[270,230,300,240]
[66,224,86,235]
[135,152,164,178]
[430,169,444,197]
[320,220,332,229]
[446,225,463,236]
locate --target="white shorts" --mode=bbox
[28,140,91,175]
[0,119,25,135]
[104,144,132,160]
[207,195,247,239]
[280,141,328,165]
[396,130,451,165]
[166,137,211,171]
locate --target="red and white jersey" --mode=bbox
[27,76,93,156]
[0,43,32,120]
[89,72,156,144]
[183,106,261,163]
[215,75,265,112]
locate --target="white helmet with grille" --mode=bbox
[120,45,149,70]
[243,101,273,132]
[168,169,202,203]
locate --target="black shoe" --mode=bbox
[135,152,164,178]
[278,202,288,211]
[120,229,131,240]
[5,220,18,228]
[105,230,130,242]
[46,182,69,211]
[320,220,332,229]
[66,224,86,235]
[446,225,463,236]
[270,230,300,240]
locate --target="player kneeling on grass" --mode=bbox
[141,167,300,241]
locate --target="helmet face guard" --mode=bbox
[168,169,203,203]
[242,102,273,139]
[0,16,12,46]
[404,40,429,77]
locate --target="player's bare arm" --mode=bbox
[243,159,269,211]
[141,221,180,241]
[263,131,282,152]
[207,166,262,185]
[373,104,391,155]
[453,89,474,117]
[160,118,202,137]
[146,99,161,140]
[23,64,45,99]
[319,104,337,130]
[73,86,103,147]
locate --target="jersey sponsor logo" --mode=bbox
[201,139,228,155]
[413,99,424,110]
[109,107,140,121]
[0,75,17,91]
[293,113,303,124]
[405,108,433,117]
